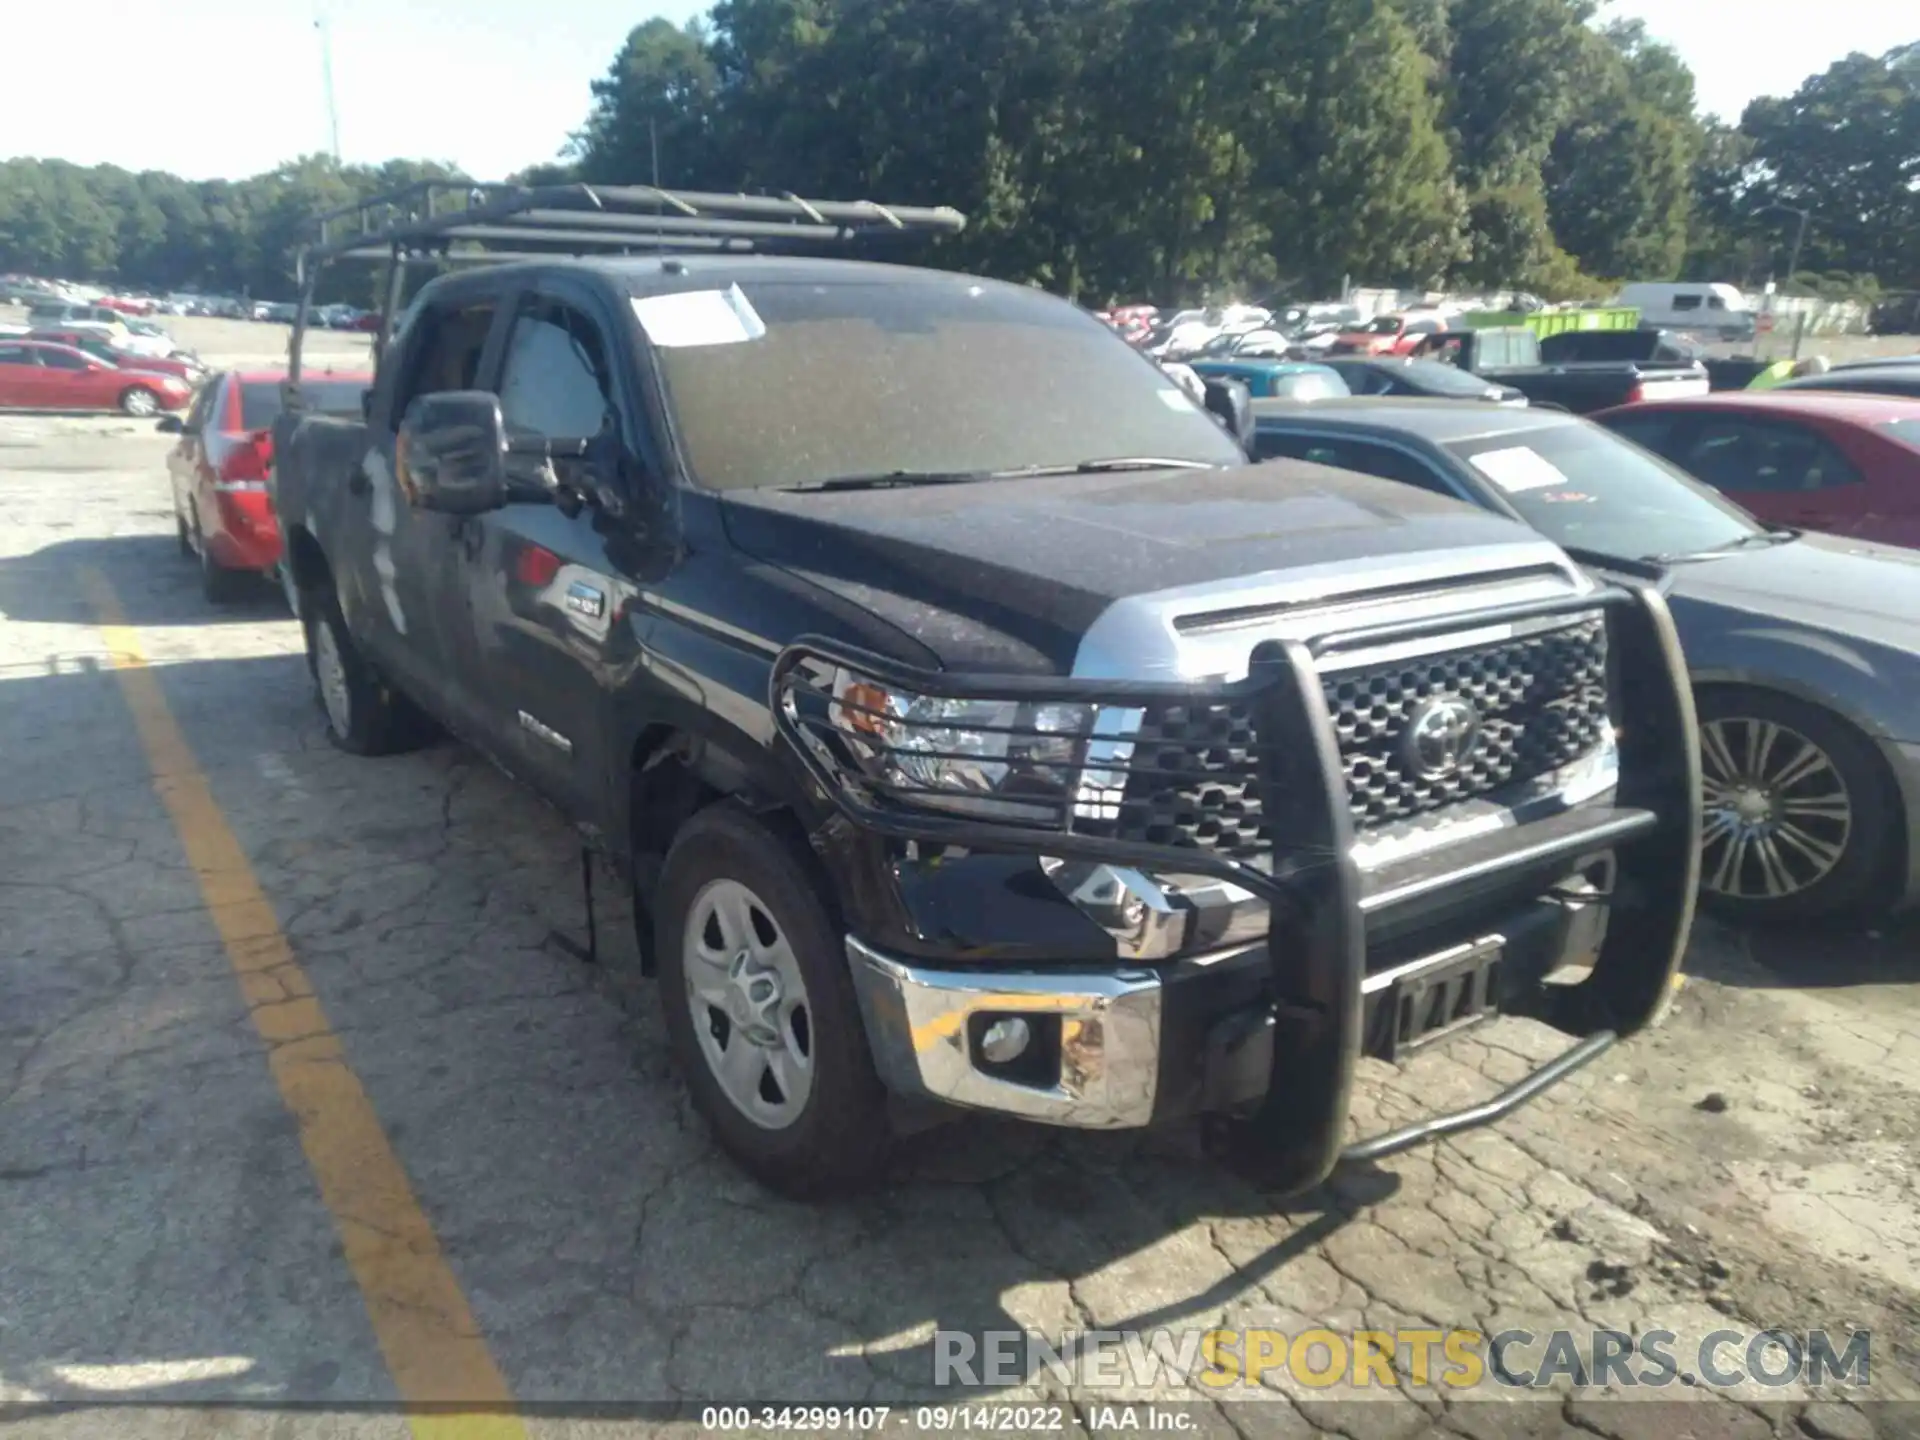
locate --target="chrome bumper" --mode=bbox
[845,937,1162,1128]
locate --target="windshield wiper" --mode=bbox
[779,470,1001,493]
[779,458,1216,492]
[1645,528,1800,565]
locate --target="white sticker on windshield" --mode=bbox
[1468,445,1568,494]
[630,285,767,348]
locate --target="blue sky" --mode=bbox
[4,0,1912,181]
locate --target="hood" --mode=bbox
[719,461,1549,672]
[1665,531,1920,652]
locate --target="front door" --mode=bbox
[455,282,662,825]
[1662,412,1870,537]
[344,292,509,721]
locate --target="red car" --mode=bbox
[31,328,205,384]
[161,368,371,601]
[1594,392,1920,552]
[0,339,193,415]
[1329,311,1450,356]
[95,295,157,316]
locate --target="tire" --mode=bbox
[1695,687,1899,921]
[119,387,161,417]
[191,510,249,604]
[302,582,436,756]
[655,803,891,1198]
[175,510,192,558]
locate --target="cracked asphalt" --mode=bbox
[2,317,1918,1439]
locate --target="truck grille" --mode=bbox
[1324,617,1610,828]
[1108,617,1609,855]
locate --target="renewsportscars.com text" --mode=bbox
[933,1326,1872,1391]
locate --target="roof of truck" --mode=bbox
[458,252,1008,297]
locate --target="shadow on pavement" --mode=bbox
[1,651,1387,1411]
[0,531,288,627]
[1685,910,1920,990]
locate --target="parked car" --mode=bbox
[1321,357,1527,405]
[1251,398,1920,920]
[159,369,372,601]
[25,301,131,338]
[0,339,192,414]
[270,185,1698,1200]
[1591,392,1920,552]
[1613,282,1757,341]
[30,328,205,383]
[1188,358,1350,399]
[95,294,157,316]
[1327,310,1451,357]
[1773,363,1920,401]
[1410,326,1709,414]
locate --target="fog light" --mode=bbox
[979,1017,1032,1064]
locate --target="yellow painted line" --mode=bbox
[80,568,525,1440]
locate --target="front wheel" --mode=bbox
[303,584,437,756]
[119,387,161,417]
[656,804,892,1198]
[1696,688,1898,921]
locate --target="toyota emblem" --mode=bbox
[1402,695,1481,780]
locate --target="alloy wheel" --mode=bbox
[1700,716,1852,900]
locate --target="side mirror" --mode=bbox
[1201,376,1255,456]
[155,415,184,434]
[397,391,508,515]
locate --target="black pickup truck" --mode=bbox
[1411,326,1710,413]
[271,183,1700,1198]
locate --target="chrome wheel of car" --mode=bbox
[1700,716,1852,900]
[682,877,814,1130]
[120,388,159,417]
[312,615,353,737]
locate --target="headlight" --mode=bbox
[826,668,1095,823]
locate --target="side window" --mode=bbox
[1347,368,1393,395]
[39,348,87,370]
[1707,295,1727,311]
[1671,294,1704,313]
[1337,440,1458,497]
[496,298,616,442]
[1406,319,1441,335]
[1678,419,1865,493]
[1602,413,1680,457]
[183,379,222,433]
[387,300,498,427]
[1250,431,1308,463]
[0,343,32,365]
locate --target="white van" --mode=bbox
[1614,282,1757,340]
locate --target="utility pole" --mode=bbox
[649,115,661,189]
[315,11,342,163]
[1784,206,1810,288]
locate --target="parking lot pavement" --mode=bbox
[2,403,1917,1440]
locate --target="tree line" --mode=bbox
[3,0,1915,307]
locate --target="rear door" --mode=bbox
[168,374,225,523]
[33,345,102,408]
[453,278,664,821]
[347,289,511,719]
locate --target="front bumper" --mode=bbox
[847,843,1615,1133]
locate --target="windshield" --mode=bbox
[1445,423,1763,560]
[649,279,1245,490]
[1400,360,1500,396]
[1361,316,1404,334]
[241,379,367,430]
